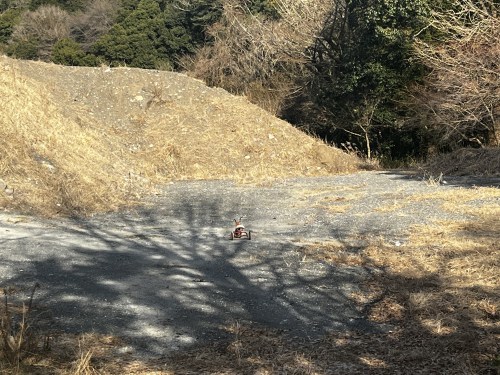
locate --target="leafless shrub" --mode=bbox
[410,0,500,149]
[425,147,500,176]
[11,5,71,60]
[70,0,120,52]
[186,0,333,115]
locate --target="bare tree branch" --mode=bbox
[11,4,71,60]
[185,0,334,115]
[410,0,499,148]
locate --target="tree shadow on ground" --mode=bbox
[1,179,498,373]
[1,182,374,356]
[162,254,499,374]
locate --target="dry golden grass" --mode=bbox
[142,95,358,184]
[411,186,500,203]
[425,148,500,177]
[0,55,360,217]
[296,186,500,374]
[0,60,140,216]
[301,240,366,266]
[289,185,365,213]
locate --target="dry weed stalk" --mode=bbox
[144,83,169,110]
[71,347,97,375]
[422,171,444,186]
[228,321,243,366]
[0,283,40,368]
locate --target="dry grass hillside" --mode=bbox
[0,55,360,216]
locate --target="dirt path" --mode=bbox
[0,171,497,357]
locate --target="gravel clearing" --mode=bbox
[0,171,498,356]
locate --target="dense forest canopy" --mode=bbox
[1,0,498,161]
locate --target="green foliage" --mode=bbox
[1,0,30,12]
[248,0,279,19]
[339,0,428,100]
[92,25,153,68]
[117,0,142,20]
[51,37,98,65]
[176,0,223,44]
[2,0,222,69]
[0,8,21,43]
[92,0,221,69]
[5,37,39,59]
[0,0,10,12]
[91,0,165,68]
[301,0,431,158]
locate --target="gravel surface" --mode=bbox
[1,171,498,356]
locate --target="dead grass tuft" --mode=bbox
[425,147,500,177]
[290,185,365,213]
[300,240,367,267]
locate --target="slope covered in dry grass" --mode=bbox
[0,55,360,216]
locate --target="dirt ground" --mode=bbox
[1,171,499,374]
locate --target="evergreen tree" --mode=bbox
[52,37,98,65]
[91,0,221,69]
[0,8,21,43]
[178,0,223,45]
[301,0,430,158]
[91,0,164,68]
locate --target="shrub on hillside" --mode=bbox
[410,0,500,150]
[51,37,98,65]
[5,36,38,58]
[8,4,70,60]
[0,8,22,44]
[90,0,193,69]
[70,0,120,52]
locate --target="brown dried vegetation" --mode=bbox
[185,0,332,115]
[0,55,359,217]
[410,0,500,149]
[297,186,499,374]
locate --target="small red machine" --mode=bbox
[229,217,251,240]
